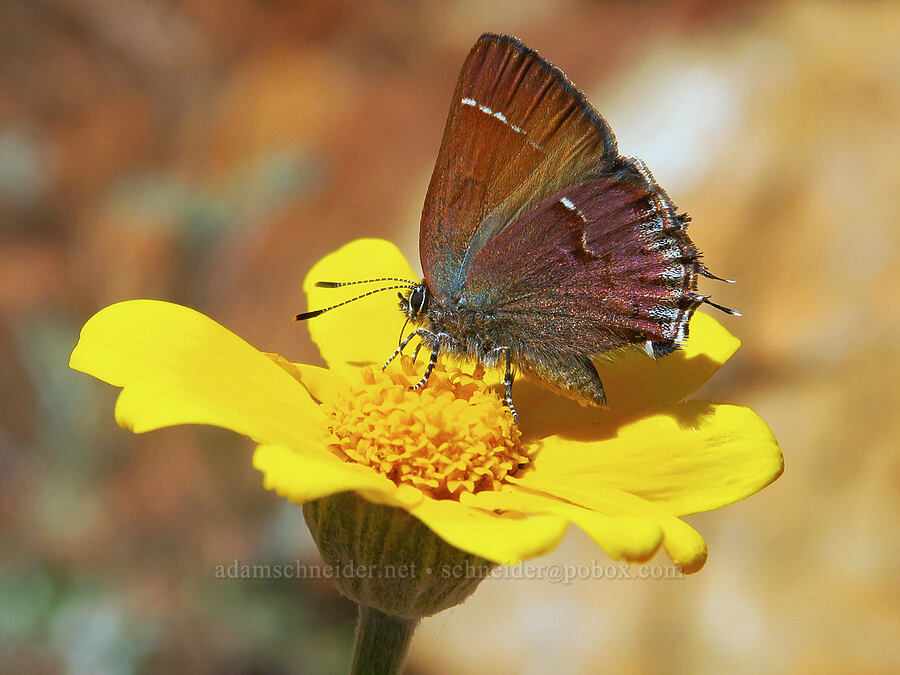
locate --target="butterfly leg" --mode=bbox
[382,328,432,370]
[408,332,455,390]
[503,348,519,424]
[410,343,439,390]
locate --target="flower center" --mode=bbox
[322,358,531,500]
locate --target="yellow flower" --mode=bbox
[69,238,782,578]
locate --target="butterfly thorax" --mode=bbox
[400,283,508,366]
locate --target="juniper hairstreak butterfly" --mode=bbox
[296,33,738,423]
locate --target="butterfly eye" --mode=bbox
[410,287,427,316]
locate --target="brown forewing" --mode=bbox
[419,34,618,300]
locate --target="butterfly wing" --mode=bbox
[461,159,703,406]
[419,34,617,300]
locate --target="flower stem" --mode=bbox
[351,604,418,675]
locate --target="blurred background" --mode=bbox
[1,0,897,672]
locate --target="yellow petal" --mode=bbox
[255,443,568,565]
[516,312,741,440]
[407,497,569,565]
[510,476,708,573]
[463,487,663,564]
[265,354,348,406]
[70,300,326,451]
[253,445,404,504]
[528,402,783,517]
[303,239,418,376]
[597,311,741,411]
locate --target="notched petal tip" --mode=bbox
[464,487,666,566]
[501,477,712,572]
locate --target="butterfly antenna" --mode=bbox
[294,284,416,321]
[314,277,417,288]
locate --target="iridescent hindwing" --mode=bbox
[462,158,703,366]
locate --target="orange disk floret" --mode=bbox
[322,359,531,500]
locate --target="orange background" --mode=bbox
[2,1,897,672]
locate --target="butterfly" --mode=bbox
[297,33,737,423]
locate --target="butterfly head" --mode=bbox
[399,282,430,321]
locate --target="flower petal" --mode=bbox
[528,402,783,517]
[599,311,740,407]
[265,354,348,406]
[254,444,568,565]
[407,497,569,565]
[70,300,326,451]
[303,239,418,376]
[508,477,708,573]
[515,312,741,440]
[463,487,664,564]
[253,445,404,503]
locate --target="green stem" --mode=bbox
[350,605,418,675]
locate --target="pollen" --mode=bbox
[321,358,531,500]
